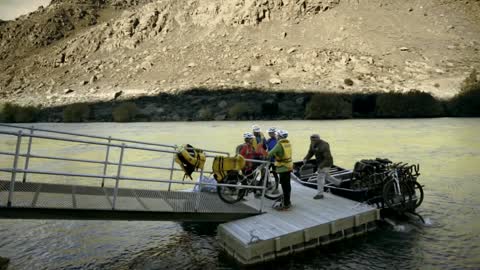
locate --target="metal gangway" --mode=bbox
[0,124,270,222]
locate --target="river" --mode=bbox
[0,118,479,269]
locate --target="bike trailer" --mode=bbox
[212,155,246,182]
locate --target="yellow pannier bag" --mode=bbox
[175,144,206,180]
[212,155,246,182]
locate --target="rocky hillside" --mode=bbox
[1,0,479,107]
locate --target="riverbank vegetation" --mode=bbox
[0,102,39,123]
[63,103,90,122]
[2,72,479,123]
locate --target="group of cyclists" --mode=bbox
[235,125,293,210]
[235,125,338,211]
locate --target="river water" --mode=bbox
[0,119,479,269]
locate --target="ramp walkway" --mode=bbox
[0,124,268,222]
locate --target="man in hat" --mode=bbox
[303,134,341,199]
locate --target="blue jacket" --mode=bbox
[266,138,277,162]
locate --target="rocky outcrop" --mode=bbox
[191,0,340,26]
[0,2,98,60]
[1,0,480,108]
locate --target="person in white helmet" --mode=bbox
[266,127,280,193]
[236,132,256,174]
[251,124,267,158]
[267,129,293,210]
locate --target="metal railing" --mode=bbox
[0,127,269,213]
[0,123,229,185]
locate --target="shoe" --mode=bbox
[273,203,284,211]
[313,194,324,200]
[281,204,292,211]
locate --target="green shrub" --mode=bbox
[352,93,377,117]
[113,102,138,122]
[0,103,6,122]
[460,69,478,92]
[198,107,213,120]
[261,101,279,117]
[228,102,259,120]
[0,102,37,123]
[375,90,444,117]
[305,93,352,119]
[448,72,480,116]
[63,103,90,122]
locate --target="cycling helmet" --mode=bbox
[277,129,288,138]
[243,132,254,139]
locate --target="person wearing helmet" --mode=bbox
[236,132,256,174]
[266,127,280,193]
[267,129,293,210]
[251,124,267,158]
[303,134,341,199]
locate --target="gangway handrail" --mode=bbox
[0,150,216,174]
[0,131,262,174]
[0,128,270,214]
[0,130,218,157]
[0,123,230,156]
[0,168,265,190]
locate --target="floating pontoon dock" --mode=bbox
[218,181,380,265]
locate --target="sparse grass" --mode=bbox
[63,103,90,122]
[113,102,138,122]
[305,93,352,119]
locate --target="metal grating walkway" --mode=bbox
[0,180,259,222]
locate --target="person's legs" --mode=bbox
[270,164,280,194]
[279,172,291,206]
[315,168,326,199]
[325,171,342,186]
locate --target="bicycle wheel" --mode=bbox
[382,180,414,212]
[410,181,424,209]
[217,173,247,204]
[263,172,282,200]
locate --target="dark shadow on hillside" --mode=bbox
[1,85,480,123]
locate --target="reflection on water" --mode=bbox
[0,119,479,269]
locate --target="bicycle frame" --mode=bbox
[387,169,402,196]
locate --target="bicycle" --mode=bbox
[216,162,282,204]
[382,163,424,212]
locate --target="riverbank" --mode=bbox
[1,84,479,123]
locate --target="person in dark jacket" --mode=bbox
[303,134,341,199]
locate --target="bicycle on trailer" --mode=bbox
[382,162,424,212]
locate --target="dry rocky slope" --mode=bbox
[1,0,480,107]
